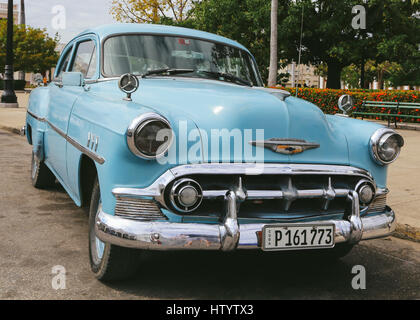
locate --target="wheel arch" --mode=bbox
[79,154,98,209]
[26,124,33,145]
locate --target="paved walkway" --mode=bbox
[0,91,30,133]
[363,118,420,131]
[0,91,419,240]
[387,129,420,241]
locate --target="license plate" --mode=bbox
[262,224,335,251]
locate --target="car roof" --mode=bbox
[72,23,249,53]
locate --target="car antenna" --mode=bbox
[295,4,304,97]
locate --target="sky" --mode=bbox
[21,0,116,44]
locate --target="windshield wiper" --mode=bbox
[141,68,194,78]
[198,70,252,87]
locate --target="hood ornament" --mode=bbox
[118,73,139,101]
[249,138,320,155]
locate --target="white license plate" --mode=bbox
[262,224,335,251]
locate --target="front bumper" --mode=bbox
[95,193,396,251]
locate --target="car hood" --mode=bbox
[100,78,349,165]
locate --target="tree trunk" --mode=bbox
[20,0,25,25]
[267,0,278,87]
[17,0,25,81]
[326,61,343,89]
[377,70,384,90]
[360,58,365,89]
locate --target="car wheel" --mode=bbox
[88,177,140,281]
[31,151,56,188]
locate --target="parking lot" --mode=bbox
[0,129,419,299]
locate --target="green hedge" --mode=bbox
[0,80,27,91]
[272,87,420,123]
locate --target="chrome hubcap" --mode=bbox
[92,202,105,263]
[31,153,37,179]
[95,236,105,260]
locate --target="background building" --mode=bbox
[0,2,18,22]
[278,62,322,88]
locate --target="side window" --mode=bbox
[70,40,97,79]
[56,48,72,78]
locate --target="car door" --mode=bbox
[44,37,98,186]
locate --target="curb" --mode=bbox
[393,223,420,243]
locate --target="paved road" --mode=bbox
[0,129,419,300]
[388,129,420,232]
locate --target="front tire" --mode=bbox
[88,178,140,281]
[31,151,56,189]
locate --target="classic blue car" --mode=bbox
[25,24,404,281]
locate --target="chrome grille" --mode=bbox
[368,194,387,213]
[115,196,167,221]
[164,174,366,218]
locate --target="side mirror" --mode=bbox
[338,94,354,115]
[62,72,85,87]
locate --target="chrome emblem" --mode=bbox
[249,138,320,155]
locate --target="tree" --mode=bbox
[278,0,420,89]
[268,0,278,87]
[342,60,402,89]
[192,0,289,82]
[0,21,59,76]
[110,0,193,24]
[388,57,420,88]
[279,0,370,89]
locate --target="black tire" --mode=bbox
[88,178,140,281]
[31,151,56,189]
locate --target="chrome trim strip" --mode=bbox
[27,111,105,164]
[170,163,373,179]
[27,110,45,122]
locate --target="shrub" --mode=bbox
[271,87,420,123]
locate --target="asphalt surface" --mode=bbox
[0,129,419,300]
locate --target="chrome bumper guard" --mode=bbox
[95,189,396,251]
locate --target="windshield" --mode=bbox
[103,35,263,87]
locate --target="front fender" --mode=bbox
[26,87,51,160]
[67,89,203,216]
[326,115,388,188]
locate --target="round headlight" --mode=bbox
[370,128,404,165]
[127,113,173,159]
